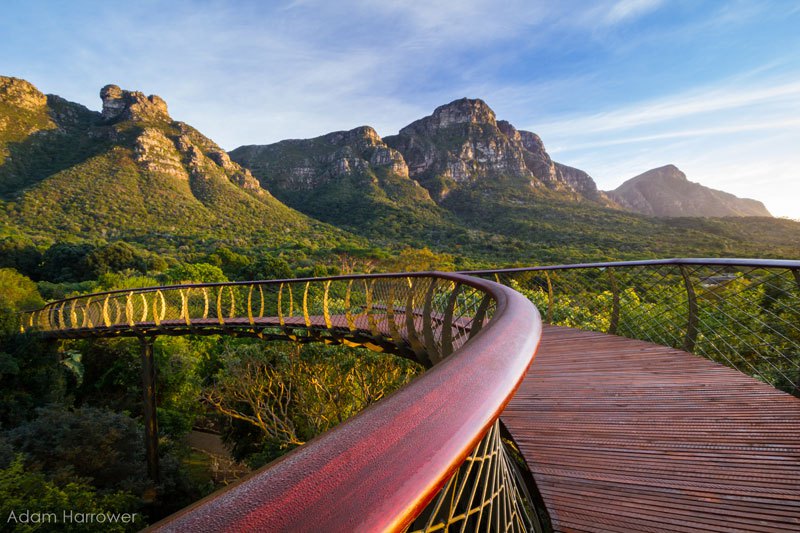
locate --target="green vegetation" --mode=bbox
[0,259,424,528]
[2,77,798,527]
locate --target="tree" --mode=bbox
[206,247,251,279]
[39,242,96,282]
[0,456,141,533]
[380,247,454,273]
[162,263,227,284]
[205,343,420,463]
[237,255,293,281]
[0,237,42,279]
[86,242,147,276]
[6,405,148,493]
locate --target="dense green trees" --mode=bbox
[204,343,420,465]
[0,457,141,533]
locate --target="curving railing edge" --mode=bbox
[461,257,800,275]
[153,273,541,531]
[464,257,800,396]
[20,272,543,531]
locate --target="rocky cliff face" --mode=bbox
[0,77,339,244]
[100,84,170,123]
[607,165,772,217]
[229,125,449,242]
[0,76,50,113]
[92,83,265,194]
[383,98,612,205]
[385,99,530,197]
[232,126,412,192]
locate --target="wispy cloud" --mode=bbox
[549,118,800,152]
[534,79,800,137]
[603,0,664,25]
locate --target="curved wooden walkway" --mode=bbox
[502,325,800,532]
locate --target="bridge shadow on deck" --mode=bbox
[502,325,800,533]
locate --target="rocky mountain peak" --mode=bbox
[321,125,383,151]
[100,84,169,122]
[496,120,521,142]
[517,130,546,154]
[382,98,620,204]
[0,76,48,111]
[624,164,687,185]
[400,97,497,136]
[607,165,771,217]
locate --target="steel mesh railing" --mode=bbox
[408,421,537,532]
[468,259,800,396]
[20,274,499,367]
[19,272,543,532]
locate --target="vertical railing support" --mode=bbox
[440,283,462,358]
[544,272,554,324]
[607,269,620,335]
[140,336,160,484]
[679,265,698,353]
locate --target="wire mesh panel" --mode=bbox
[407,421,542,533]
[477,260,800,397]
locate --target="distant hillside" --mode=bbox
[0,76,356,252]
[231,97,798,262]
[229,126,470,247]
[2,79,797,266]
[607,165,771,217]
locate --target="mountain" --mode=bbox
[0,76,355,251]
[383,98,615,205]
[3,79,797,266]
[229,97,798,262]
[607,165,772,217]
[229,126,469,246]
[230,98,629,258]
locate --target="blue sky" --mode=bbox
[2,0,799,218]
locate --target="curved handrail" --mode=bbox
[20,272,543,531]
[460,257,800,275]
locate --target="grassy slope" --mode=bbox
[0,90,362,254]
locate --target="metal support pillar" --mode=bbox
[140,336,159,483]
[679,265,698,353]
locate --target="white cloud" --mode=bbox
[533,79,800,137]
[603,0,664,25]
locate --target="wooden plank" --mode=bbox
[502,325,800,533]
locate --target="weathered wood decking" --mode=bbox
[502,325,800,533]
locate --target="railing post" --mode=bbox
[679,265,698,353]
[607,269,620,335]
[140,336,160,484]
[544,272,554,324]
[792,268,800,292]
[440,283,462,358]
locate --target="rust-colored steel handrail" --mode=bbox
[464,257,800,396]
[20,272,543,531]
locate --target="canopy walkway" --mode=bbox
[19,259,800,532]
[505,325,800,532]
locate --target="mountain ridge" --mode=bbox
[0,76,357,251]
[2,78,797,267]
[606,164,772,217]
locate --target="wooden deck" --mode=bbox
[501,325,800,533]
